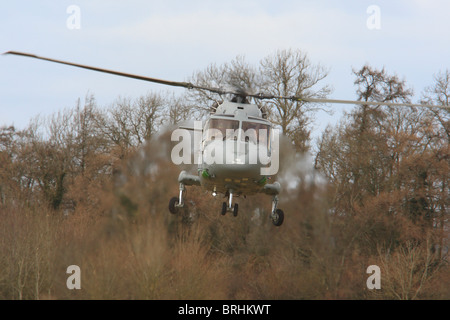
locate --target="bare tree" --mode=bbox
[315,65,447,258]
[186,55,259,117]
[164,92,196,126]
[186,49,331,152]
[0,126,16,205]
[95,92,165,154]
[259,49,332,152]
[378,239,436,300]
[421,69,450,140]
[420,70,450,262]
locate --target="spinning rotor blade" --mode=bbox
[4,51,449,110]
[247,93,449,110]
[3,51,228,95]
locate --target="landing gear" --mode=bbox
[169,197,179,214]
[221,202,227,216]
[221,190,238,217]
[221,202,238,216]
[233,203,239,217]
[272,208,284,226]
[169,184,283,227]
[270,195,284,227]
[168,183,185,214]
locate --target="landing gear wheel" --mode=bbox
[221,202,227,216]
[272,209,284,227]
[233,203,238,217]
[169,197,179,214]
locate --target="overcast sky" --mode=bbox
[1,0,450,142]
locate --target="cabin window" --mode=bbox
[203,119,240,142]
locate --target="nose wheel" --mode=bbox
[221,190,238,217]
[221,202,227,215]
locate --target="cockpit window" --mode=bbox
[203,119,240,142]
[241,121,271,145]
[202,119,272,155]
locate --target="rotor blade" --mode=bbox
[249,92,449,110]
[299,97,449,110]
[5,51,449,110]
[3,51,230,95]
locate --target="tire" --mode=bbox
[233,203,238,217]
[272,209,284,227]
[221,202,227,216]
[169,197,179,214]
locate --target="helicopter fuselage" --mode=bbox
[177,101,280,199]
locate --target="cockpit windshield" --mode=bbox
[203,119,240,142]
[203,118,271,150]
[241,121,271,145]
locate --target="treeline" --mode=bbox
[0,49,448,299]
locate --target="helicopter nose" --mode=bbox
[205,162,262,182]
[202,140,270,167]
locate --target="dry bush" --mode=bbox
[372,239,443,300]
[0,206,61,299]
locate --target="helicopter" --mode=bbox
[4,51,447,227]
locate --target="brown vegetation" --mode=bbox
[0,56,449,300]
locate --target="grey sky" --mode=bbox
[1,0,449,142]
